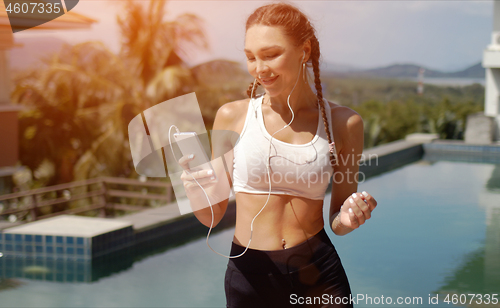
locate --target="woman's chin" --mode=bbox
[263,88,281,98]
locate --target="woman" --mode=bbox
[179,3,377,307]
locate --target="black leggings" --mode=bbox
[224,229,353,308]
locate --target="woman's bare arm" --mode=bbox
[186,99,249,227]
[328,106,365,235]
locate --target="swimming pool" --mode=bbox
[0,158,499,307]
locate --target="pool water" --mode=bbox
[0,160,499,307]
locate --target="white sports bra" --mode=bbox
[232,94,336,200]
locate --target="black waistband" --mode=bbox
[227,229,337,275]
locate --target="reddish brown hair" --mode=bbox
[245,3,335,165]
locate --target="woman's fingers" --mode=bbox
[181,170,217,190]
[178,154,195,170]
[353,192,371,220]
[180,169,215,181]
[361,191,378,211]
[348,194,366,225]
[341,191,377,229]
[347,207,360,229]
[349,192,376,225]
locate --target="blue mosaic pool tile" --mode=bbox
[56,262,64,271]
[424,143,500,164]
[1,217,134,263]
[26,256,34,263]
[5,270,13,278]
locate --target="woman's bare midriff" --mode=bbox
[233,192,325,250]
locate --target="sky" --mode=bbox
[12,0,495,72]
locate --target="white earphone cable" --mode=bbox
[168,53,306,258]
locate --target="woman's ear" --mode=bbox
[302,39,312,62]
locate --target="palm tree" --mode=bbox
[12,0,210,188]
[12,41,139,185]
[117,0,209,107]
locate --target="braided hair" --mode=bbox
[245,3,336,165]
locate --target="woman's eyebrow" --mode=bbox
[244,45,284,53]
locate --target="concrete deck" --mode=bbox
[3,215,132,237]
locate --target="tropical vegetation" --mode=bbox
[9,0,485,192]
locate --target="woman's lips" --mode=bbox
[259,75,278,86]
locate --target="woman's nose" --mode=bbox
[255,59,268,76]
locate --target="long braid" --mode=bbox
[245,3,335,166]
[310,36,336,166]
[246,80,260,98]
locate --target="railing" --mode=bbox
[0,177,173,223]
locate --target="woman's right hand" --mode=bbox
[178,154,218,194]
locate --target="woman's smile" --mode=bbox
[259,75,279,86]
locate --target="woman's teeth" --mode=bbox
[260,75,278,85]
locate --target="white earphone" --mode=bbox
[174,49,309,259]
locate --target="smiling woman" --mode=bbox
[177,2,377,307]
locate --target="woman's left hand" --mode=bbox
[339,191,377,229]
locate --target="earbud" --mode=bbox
[302,51,305,62]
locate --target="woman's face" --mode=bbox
[244,25,304,98]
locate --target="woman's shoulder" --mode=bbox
[327,100,363,129]
[326,100,364,147]
[213,98,252,133]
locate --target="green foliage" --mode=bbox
[351,97,483,148]
[324,76,484,148]
[12,41,139,186]
[117,0,208,107]
[11,0,209,188]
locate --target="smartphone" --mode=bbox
[173,132,216,180]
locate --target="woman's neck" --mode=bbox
[264,82,318,114]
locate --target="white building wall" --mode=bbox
[485,68,500,116]
[482,1,500,141]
